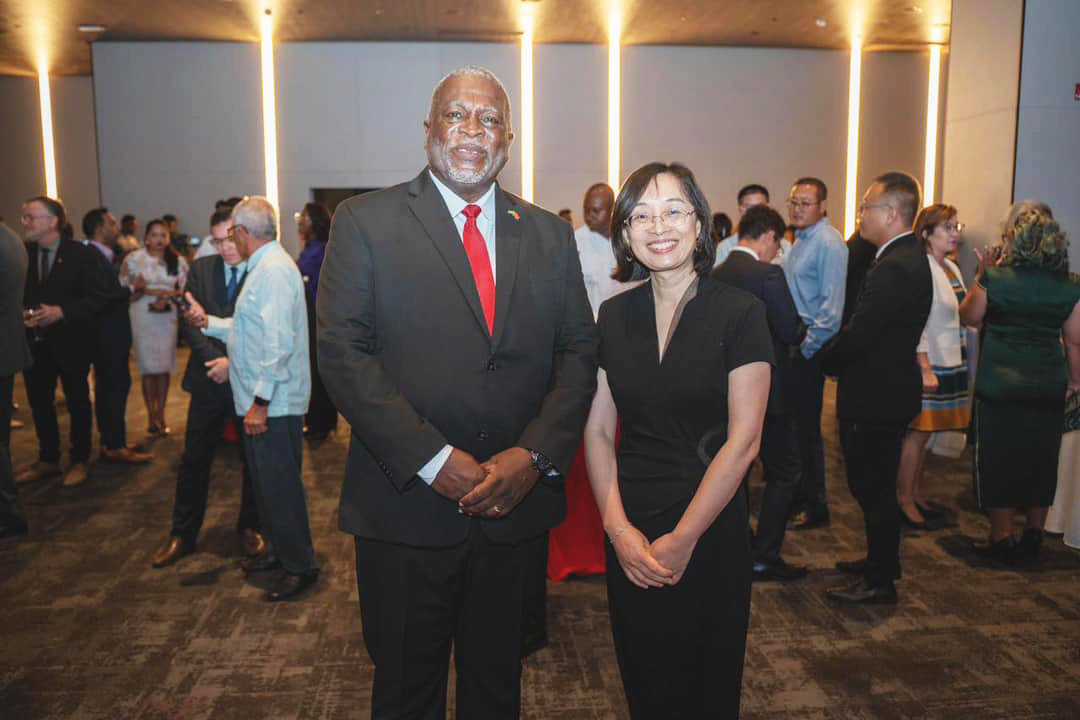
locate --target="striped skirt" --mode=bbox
[910,358,971,432]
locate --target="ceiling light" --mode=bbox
[77,24,107,33]
[816,17,827,28]
[906,6,924,13]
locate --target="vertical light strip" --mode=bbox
[37,51,58,198]
[922,44,942,205]
[607,3,621,191]
[519,4,535,202]
[259,9,280,213]
[843,36,863,239]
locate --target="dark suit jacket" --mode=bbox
[180,255,245,401]
[318,169,599,547]
[822,232,932,423]
[0,222,32,377]
[87,244,133,356]
[712,249,806,415]
[842,232,877,325]
[23,239,107,372]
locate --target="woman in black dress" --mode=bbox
[584,163,772,718]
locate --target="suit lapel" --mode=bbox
[407,169,490,338]
[492,188,522,347]
[212,256,228,310]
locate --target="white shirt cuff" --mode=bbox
[417,444,453,485]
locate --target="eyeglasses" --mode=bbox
[944,222,966,233]
[857,202,892,215]
[210,236,235,247]
[21,214,51,223]
[786,199,820,209]
[625,208,695,231]
[226,225,246,241]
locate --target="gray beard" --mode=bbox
[429,137,503,186]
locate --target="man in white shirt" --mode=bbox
[574,182,632,318]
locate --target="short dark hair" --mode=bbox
[737,184,770,204]
[792,177,828,202]
[120,214,135,225]
[610,162,714,282]
[738,205,787,243]
[162,213,177,223]
[27,195,72,242]
[712,212,733,240]
[82,207,109,239]
[873,171,921,226]
[209,208,232,228]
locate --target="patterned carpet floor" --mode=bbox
[2,350,1079,719]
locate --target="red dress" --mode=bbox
[547,441,607,581]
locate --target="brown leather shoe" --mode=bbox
[61,462,89,487]
[15,461,61,485]
[241,528,267,557]
[101,447,155,464]
[152,537,193,568]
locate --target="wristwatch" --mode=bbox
[529,449,558,478]
[253,396,270,407]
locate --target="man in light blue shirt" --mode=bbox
[782,177,847,529]
[184,196,317,602]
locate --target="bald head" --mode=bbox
[583,183,614,237]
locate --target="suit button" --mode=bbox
[487,359,496,371]
[478,430,489,440]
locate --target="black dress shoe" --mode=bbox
[835,557,868,574]
[1016,529,1043,559]
[152,536,194,568]
[264,570,319,602]
[825,579,898,605]
[0,522,29,540]
[788,510,830,530]
[752,558,809,582]
[242,553,282,574]
[973,536,1017,563]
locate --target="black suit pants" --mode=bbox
[790,350,828,516]
[171,387,259,545]
[354,525,544,720]
[0,374,26,529]
[92,334,132,451]
[752,412,801,564]
[838,419,905,587]
[24,343,92,464]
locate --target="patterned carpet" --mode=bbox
[2,350,1079,719]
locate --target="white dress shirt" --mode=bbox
[574,224,632,319]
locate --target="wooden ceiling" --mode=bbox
[0,0,952,76]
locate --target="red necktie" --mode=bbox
[462,204,495,334]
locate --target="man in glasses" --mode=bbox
[152,208,266,568]
[782,176,848,531]
[714,183,790,266]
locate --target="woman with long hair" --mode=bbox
[296,201,338,441]
[122,218,189,436]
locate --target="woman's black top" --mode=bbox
[597,275,773,522]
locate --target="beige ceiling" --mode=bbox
[0,0,952,77]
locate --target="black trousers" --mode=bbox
[752,412,801,564]
[305,296,338,436]
[790,351,828,516]
[838,419,905,587]
[242,415,314,575]
[0,374,27,529]
[354,526,545,720]
[24,344,92,464]
[171,387,259,545]
[607,496,751,719]
[92,335,132,451]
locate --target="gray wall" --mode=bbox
[1014,0,1080,263]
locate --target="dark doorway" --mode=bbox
[312,188,381,213]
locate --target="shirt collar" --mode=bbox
[429,170,497,223]
[794,216,830,241]
[732,245,759,261]
[89,238,114,262]
[875,231,910,260]
[246,241,276,269]
[225,259,247,274]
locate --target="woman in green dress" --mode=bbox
[959,202,1080,560]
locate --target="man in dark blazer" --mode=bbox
[1,220,33,539]
[318,67,598,719]
[83,207,153,465]
[713,205,808,582]
[17,197,106,489]
[821,171,932,604]
[842,227,877,326]
[152,209,264,568]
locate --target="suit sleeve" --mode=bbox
[514,224,600,476]
[59,247,108,323]
[181,266,226,366]
[821,259,906,375]
[763,266,807,346]
[317,202,448,491]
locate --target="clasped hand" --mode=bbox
[610,527,695,589]
[431,447,539,519]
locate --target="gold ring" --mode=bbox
[492,505,501,514]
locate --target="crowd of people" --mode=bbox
[1,63,1078,718]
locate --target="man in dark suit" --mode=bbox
[317,66,598,718]
[17,197,106,489]
[713,205,808,582]
[152,209,265,567]
[842,227,877,326]
[83,207,153,465]
[1,220,33,539]
[821,171,932,604]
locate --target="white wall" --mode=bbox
[1014,0,1080,264]
[941,0,1024,276]
[0,76,100,234]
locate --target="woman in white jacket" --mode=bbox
[897,204,971,528]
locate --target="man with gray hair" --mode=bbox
[318,66,597,717]
[183,196,317,602]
